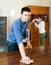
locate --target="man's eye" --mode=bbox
[29,15,31,16]
[25,15,27,16]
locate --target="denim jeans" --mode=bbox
[7,41,19,52]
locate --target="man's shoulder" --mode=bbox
[11,17,22,27]
[13,17,21,24]
[15,17,21,22]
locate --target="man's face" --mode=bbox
[21,11,31,22]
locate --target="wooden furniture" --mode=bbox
[0,45,51,65]
[7,16,11,34]
[27,22,40,47]
[27,5,49,47]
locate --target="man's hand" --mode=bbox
[23,38,32,49]
[20,56,34,64]
[27,40,32,49]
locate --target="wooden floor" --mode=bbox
[0,45,51,65]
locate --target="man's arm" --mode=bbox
[18,43,26,58]
[18,43,34,64]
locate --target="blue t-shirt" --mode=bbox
[7,17,29,44]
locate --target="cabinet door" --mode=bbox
[28,6,40,14]
[27,22,40,47]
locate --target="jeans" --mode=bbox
[7,41,19,52]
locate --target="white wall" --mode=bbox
[0,0,50,17]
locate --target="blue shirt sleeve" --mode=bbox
[13,21,23,44]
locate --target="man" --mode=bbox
[7,7,34,64]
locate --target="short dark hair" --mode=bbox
[37,15,44,20]
[21,7,31,14]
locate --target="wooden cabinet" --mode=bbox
[27,5,49,47]
[27,22,40,47]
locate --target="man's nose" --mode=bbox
[27,16,29,19]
